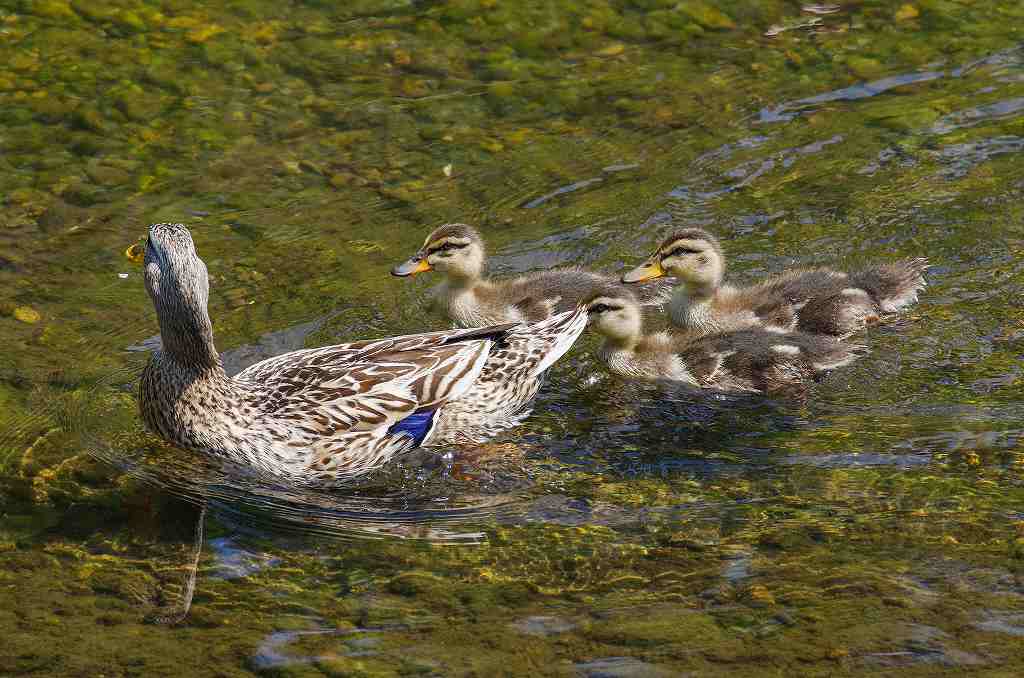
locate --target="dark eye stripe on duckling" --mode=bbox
[427,239,470,255]
[662,243,705,258]
[589,303,623,314]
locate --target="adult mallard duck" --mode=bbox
[391,223,671,328]
[584,285,863,395]
[137,223,588,483]
[622,228,928,339]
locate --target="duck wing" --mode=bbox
[235,325,515,477]
[755,268,849,305]
[672,329,862,395]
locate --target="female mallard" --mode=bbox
[585,286,863,395]
[391,223,670,328]
[138,223,588,483]
[622,228,928,339]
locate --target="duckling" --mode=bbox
[585,286,863,395]
[392,223,671,328]
[622,228,928,338]
[138,223,588,483]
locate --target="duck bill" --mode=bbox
[621,260,665,283]
[125,242,146,264]
[391,257,432,277]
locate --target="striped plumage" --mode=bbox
[138,223,587,483]
[622,227,928,339]
[392,223,672,327]
[585,286,863,396]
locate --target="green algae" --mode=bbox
[1,0,1024,674]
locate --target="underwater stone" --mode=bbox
[510,615,576,636]
[5,187,39,206]
[60,181,106,206]
[115,91,166,122]
[71,107,106,133]
[895,4,921,21]
[27,95,77,124]
[112,10,147,33]
[84,161,132,188]
[70,0,117,24]
[34,0,76,19]
[12,306,40,324]
[185,24,225,44]
[576,657,676,677]
[36,199,87,230]
[846,56,886,80]
[328,173,357,189]
[680,2,736,30]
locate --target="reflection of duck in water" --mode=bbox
[136,223,587,483]
[585,285,863,396]
[623,228,928,339]
[392,223,671,327]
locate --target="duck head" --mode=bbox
[584,285,643,347]
[622,228,724,294]
[142,223,218,366]
[391,223,486,284]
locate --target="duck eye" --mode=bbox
[667,246,700,258]
[430,242,467,255]
[590,303,610,314]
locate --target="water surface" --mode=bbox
[1,0,1023,675]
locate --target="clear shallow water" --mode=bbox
[1,0,1023,675]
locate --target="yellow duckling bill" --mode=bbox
[621,259,665,283]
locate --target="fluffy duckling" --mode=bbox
[622,228,928,338]
[392,223,670,327]
[585,286,863,395]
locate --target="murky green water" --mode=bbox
[2,0,1023,675]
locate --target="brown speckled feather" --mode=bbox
[139,223,587,483]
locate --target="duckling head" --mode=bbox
[391,223,485,283]
[143,222,217,365]
[585,285,643,347]
[622,228,724,294]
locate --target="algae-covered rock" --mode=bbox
[84,160,132,188]
[846,56,886,80]
[35,0,76,20]
[680,1,737,30]
[386,570,450,598]
[12,306,41,324]
[587,607,731,648]
[31,453,118,508]
[895,4,921,21]
[71,106,106,133]
[59,181,106,206]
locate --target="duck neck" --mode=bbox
[444,269,480,292]
[602,334,639,353]
[156,303,224,373]
[669,280,716,325]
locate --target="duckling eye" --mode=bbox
[667,246,700,259]
[430,242,467,256]
[591,303,621,314]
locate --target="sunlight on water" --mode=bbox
[1,0,1023,675]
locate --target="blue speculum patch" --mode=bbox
[388,410,436,447]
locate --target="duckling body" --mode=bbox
[624,228,927,338]
[394,223,670,327]
[665,280,801,338]
[586,287,862,395]
[139,223,587,483]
